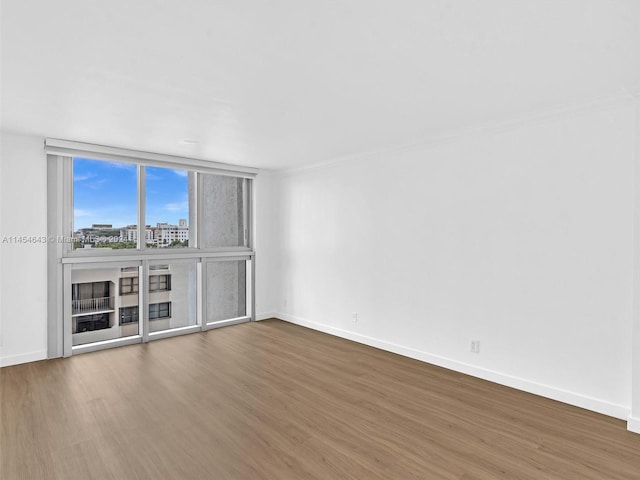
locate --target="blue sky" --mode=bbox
[73,158,189,230]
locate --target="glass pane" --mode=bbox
[148,263,197,333]
[146,167,190,249]
[71,266,139,346]
[206,261,246,323]
[200,174,246,248]
[73,158,138,250]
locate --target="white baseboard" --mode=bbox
[276,313,630,421]
[0,349,47,367]
[628,416,640,434]
[255,312,277,321]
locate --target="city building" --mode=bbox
[74,221,189,248]
[74,224,122,244]
[155,219,189,247]
[120,224,156,244]
[71,265,179,345]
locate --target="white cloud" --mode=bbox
[105,161,136,171]
[86,178,108,190]
[172,169,188,177]
[74,174,95,182]
[74,209,92,217]
[164,201,188,213]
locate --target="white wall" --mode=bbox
[0,131,48,366]
[273,100,636,420]
[630,91,640,433]
[254,170,278,319]
[0,132,2,357]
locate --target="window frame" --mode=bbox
[47,138,255,260]
[120,276,139,295]
[119,306,139,324]
[149,274,171,292]
[75,313,110,333]
[47,139,257,359]
[65,165,252,258]
[149,302,171,320]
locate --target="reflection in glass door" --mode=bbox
[147,261,198,335]
[69,264,141,348]
[65,257,250,355]
[204,259,250,327]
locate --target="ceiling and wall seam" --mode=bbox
[277,87,638,177]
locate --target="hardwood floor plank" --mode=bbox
[2,319,639,479]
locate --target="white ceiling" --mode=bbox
[1,0,639,170]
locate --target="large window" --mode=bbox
[200,174,248,248]
[72,159,192,251]
[47,139,256,358]
[71,161,249,253]
[73,158,138,250]
[146,167,190,248]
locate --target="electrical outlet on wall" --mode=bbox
[351,312,358,322]
[470,339,480,354]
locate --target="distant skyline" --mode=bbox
[73,158,189,230]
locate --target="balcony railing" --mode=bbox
[72,296,114,315]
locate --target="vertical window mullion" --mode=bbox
[197,261,204,330]
[138,165,146,251]
[193,172,201,249]
[63,157,74,256]
[247,258,254,320]
[62,264,73,357]
[140,262,149,342]
[243,178,249,247]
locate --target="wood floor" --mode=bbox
[1,319,639,479]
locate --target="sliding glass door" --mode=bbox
[147,260,198,337]
[64,256,252,354]
[65,262,142,353]
[204,259,250,327]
